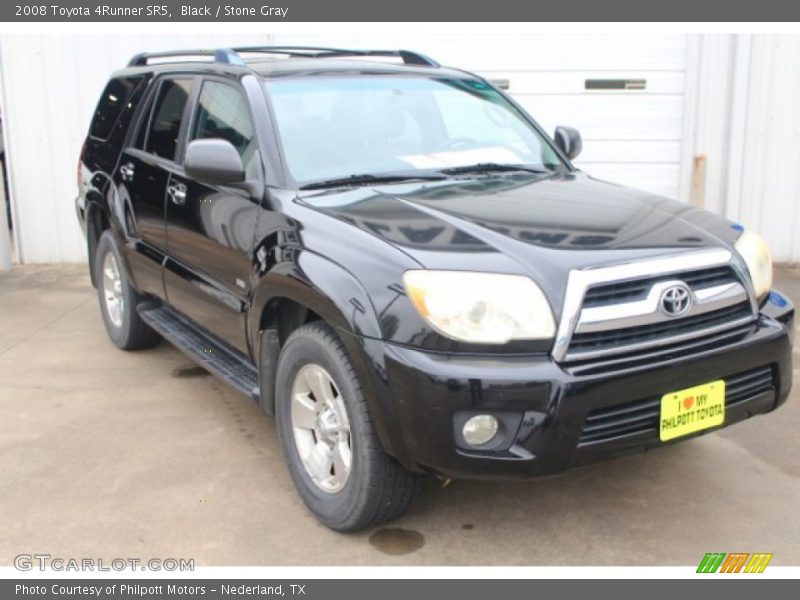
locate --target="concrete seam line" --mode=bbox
[0,295,91,357]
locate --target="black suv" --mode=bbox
[77,46,793,531]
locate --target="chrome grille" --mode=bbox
[553,250,758,364]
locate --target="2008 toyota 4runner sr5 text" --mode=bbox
[76,46,794,531]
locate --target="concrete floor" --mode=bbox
[1,264,799,566]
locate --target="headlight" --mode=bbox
[734,229,773,301]
[402,270,555,344]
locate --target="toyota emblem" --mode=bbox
[660,284,693,317]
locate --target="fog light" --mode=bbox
[462,415,499,446]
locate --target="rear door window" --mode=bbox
[89,76,143,140]
[143,78,193,161]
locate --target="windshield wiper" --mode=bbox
[438,163,553,176]
[300,172,446,190]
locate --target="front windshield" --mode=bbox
[264,76,564,185]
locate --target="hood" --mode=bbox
[297,171,741,308]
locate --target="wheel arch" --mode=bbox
[248,248,385,351]
[85,199,111,287]
[249,252,410,464]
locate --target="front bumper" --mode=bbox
[365,292,793,480]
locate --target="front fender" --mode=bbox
[248,248,383,347]
[248,249,418,468]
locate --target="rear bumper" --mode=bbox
[363,291,793,480]
[75,195,88,236]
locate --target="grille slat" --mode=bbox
[581,422,658,444]
[727,378,774,404]
[727,369,773,387]
[585,398,660,423]
[568,302,752,354]
[566,325,753,376]
[578,366,775,446]
[582,266,736,308]
[582,409,661,435]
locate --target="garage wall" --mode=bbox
[687,34,800,263]
[731,35,800,263]
[270,32,690,200]
[0,33,270,263]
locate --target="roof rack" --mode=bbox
[232,46,440,67]
[127,48,246,67]
[127,46,439,68]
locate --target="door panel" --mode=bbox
[163,78,261,354]
[164,174,257,353]
[114,77,195,299]
[114,151,169,298]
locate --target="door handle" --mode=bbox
[167,183,187,206]
[119,163,135,182]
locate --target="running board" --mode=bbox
[138,304,260,402]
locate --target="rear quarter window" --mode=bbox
[89,76,143,140]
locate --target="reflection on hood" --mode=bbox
[300,172,736,254]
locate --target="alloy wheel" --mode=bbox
[290,363,352,493]
[102,252,124,328]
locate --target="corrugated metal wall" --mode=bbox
[0,33,270,263]
[735,35,800,263]
[686,34,800,263]
[1,32,798,263]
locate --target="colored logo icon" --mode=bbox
[697,552,773,573]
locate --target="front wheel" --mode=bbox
[274,322,425,531]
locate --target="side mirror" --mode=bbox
[554,126,582,160]
[184,139,245,185]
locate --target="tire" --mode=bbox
[94,230,160,350]
[275,322,424,531]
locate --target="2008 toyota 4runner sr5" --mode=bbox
[76,46,794,531]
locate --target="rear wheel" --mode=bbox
[94,230,160,350]
[275,322,425,531]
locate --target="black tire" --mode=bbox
[94,230,160,350]
[275,322,424,531]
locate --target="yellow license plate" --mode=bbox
[660,380,726,442]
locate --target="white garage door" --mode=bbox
[271,33,689,199]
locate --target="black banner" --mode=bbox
[4,579,799,600]
[3,0,800,22]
